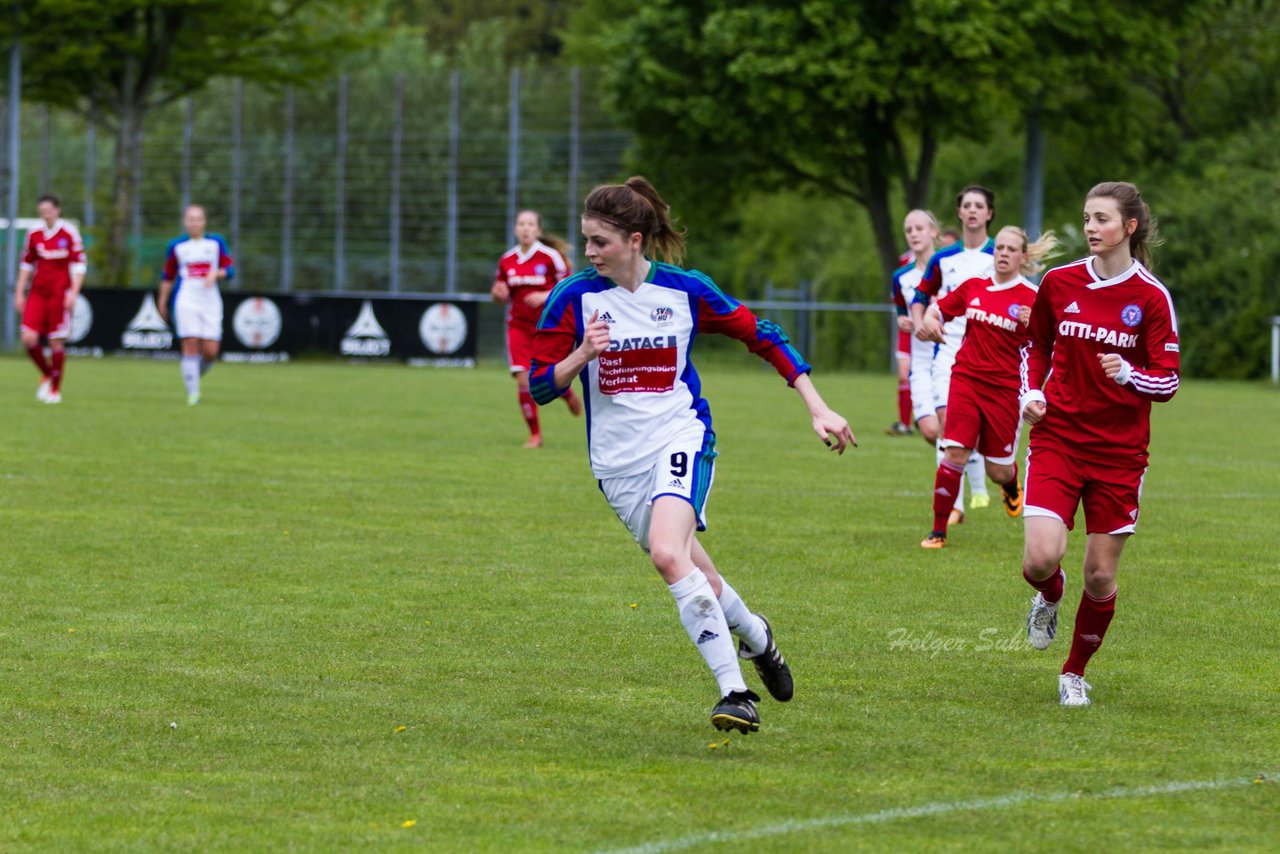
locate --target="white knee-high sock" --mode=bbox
[937,440,965,512]
[967,451,988,497]
[668,568,747,696]
[181,356,201,396]
[716,577,768,656]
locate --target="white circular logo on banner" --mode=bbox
[68,294,93,343]
[233,297,283,349]
[419,303,468,355]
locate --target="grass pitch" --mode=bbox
[1,355,1277,851]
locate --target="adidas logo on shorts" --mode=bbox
[696,630,719,645]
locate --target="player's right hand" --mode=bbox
[158,301,169,323]
[1023,400,1047,424]
[580,310,611,360]
[919,318,945,344]
[896,316,912,333]
[12,292,24,313]
[490,281,510,303]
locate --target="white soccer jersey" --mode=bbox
[163,234,235,304]
[530,262,810,479]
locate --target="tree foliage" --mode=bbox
[2,0,365,283]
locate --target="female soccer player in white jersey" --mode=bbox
[530,177,855,734]
[491,209,582,447]
[916,226,1059,548]
[894,209,942,445]
[1019,182,1179,706]
[157,205,234,405]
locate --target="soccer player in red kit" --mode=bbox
[491,210,582,447]
[1018,182,1179,706]
[916,226,1059,548]
[12,194,85,404]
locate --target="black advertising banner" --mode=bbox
[64,288,477,366]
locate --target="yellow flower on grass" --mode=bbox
[401,819,417,829]
[394,726,407,733]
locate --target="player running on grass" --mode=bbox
[911,186,998,518]
[12,194,85,404]
[530,177,855,734]
[894,210,942,446]
[157,205,234,406]
[1018,182,1179,706]
[491,209,583,447]
[916,225,1058,548]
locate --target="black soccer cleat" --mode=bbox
[740,614,794,702]
[711,689,761,734]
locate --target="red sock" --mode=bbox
[27,344,52,377]
[50,350,66,392]
[518,389,540,437]
[1002,461,1020,496]
[931,458,965,534]
[897,381,911,425]
[1062,588,1117,676]
[1023,564,1064,604]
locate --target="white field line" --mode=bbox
[597,772,1273,854]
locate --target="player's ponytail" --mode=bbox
[1086,181,1163,269]
[583,176,687,265]
[999,226,1060,277]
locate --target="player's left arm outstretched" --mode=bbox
[700,297,855,454]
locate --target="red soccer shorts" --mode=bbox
[1024,444,1146,535]
[21,291,71,339]
[896,328,911,359]
[506,320,535,373]
[940,376,1020,464]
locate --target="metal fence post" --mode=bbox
[335,74,347,292]
[230,79,241,282]
[445,67,460,294]
[1272,316,1279,384]
[506,66,520,239]
[567,67,580,258]
[85,113,95,228]
[445,69,459,295]
[39,104,48,193]
[181,96,192,211]
[281,85,293,291]
[3,41,20,350]
[130,126,142,284]
[390,73,403,293]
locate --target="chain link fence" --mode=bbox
[2,65,629,296]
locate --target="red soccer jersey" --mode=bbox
[495,241,569,327]
[937,275,1037,392]
[1020,256,1180,467]
[21,220,86,297]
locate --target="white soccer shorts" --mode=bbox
[174,291,224,341]
[598,423,716,553]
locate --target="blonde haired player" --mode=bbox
[158,205,234,405]
[917,226,1059,548]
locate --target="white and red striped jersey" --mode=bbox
[495,241,569,327]
[936,275,1038,392]
[1019,256,1180,467]
[21,219,86,296]
[530,263,810,479]
[163,234,235,294]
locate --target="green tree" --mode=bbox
[3,0,363,284]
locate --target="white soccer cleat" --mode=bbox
[969,493,991,510]
[36,379,52,402]
[44,391,62,404]
[1027,593,1059,650]
[187,392,201,406]
[1059,673,1092,707]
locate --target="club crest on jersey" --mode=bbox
[1007,303,1023,319]
[58,238,68,248]
[1121,304,1143,327]
[650,307,674,324]
[534,263,546,275]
